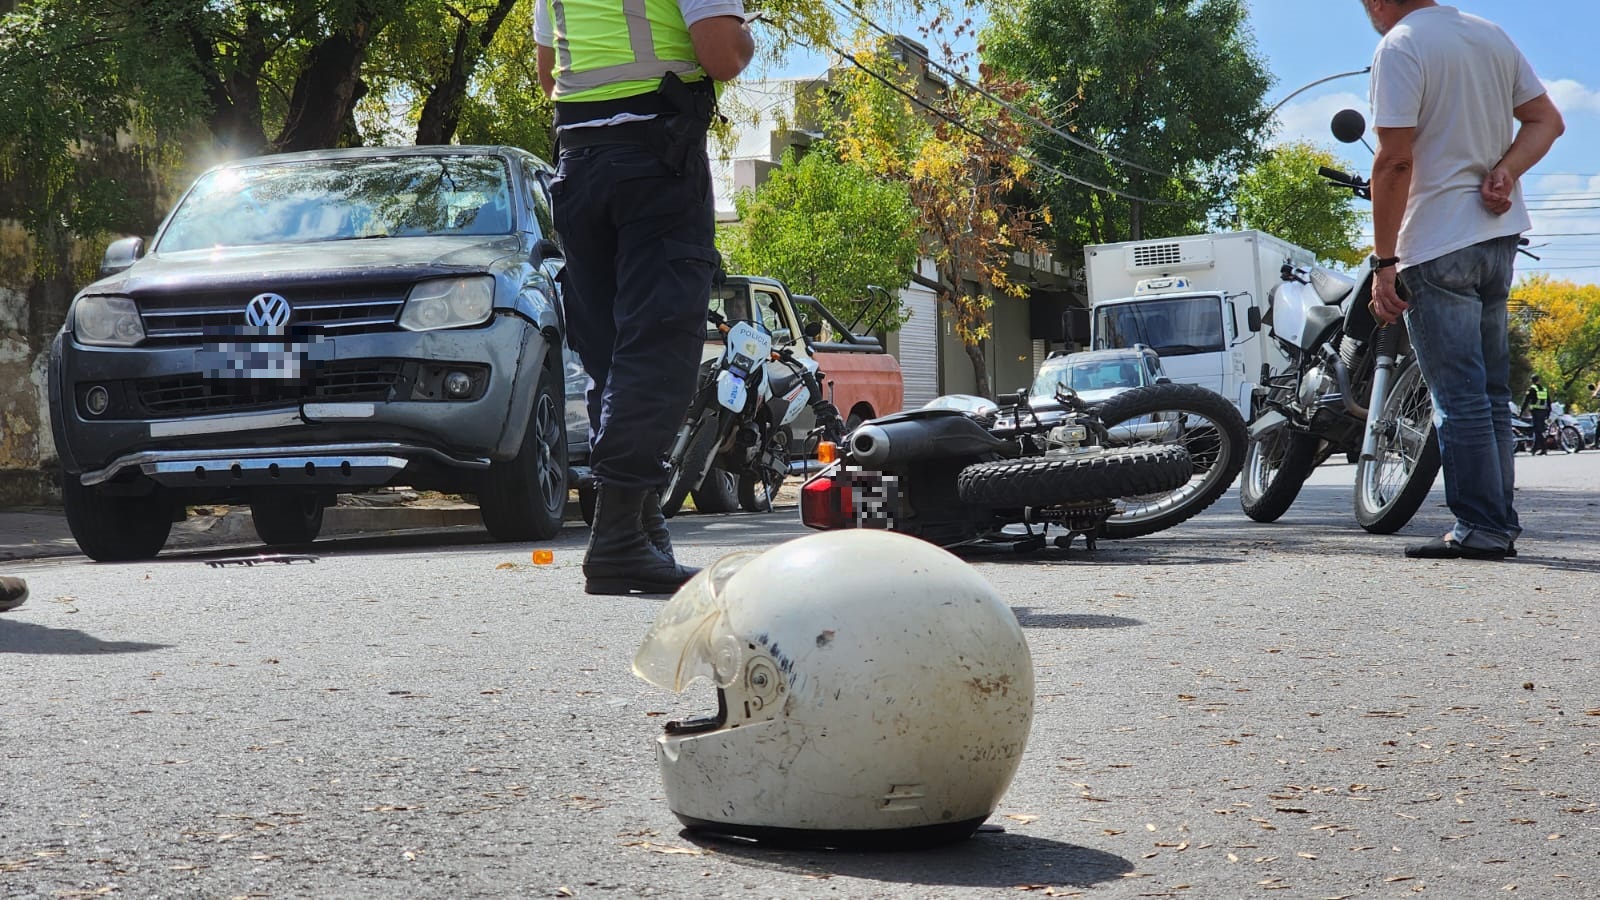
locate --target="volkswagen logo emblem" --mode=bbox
[245,293,292,329]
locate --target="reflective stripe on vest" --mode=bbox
[549,0,705,102]
[1531,385,1549,409]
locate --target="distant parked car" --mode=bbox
[1032,345,1176,442]
[1574,412,1599,449]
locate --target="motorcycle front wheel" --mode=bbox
[1354,356,1441,534]
[737,430,789,512]
[1239,427,1320,523]
[1560,425,1582,453]
[662,407,725,518]
[1092,383,1249,539]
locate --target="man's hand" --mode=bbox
[1482,166,1516,215]
[1370,267,1408,325]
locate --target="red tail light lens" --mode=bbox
[800,471,851,530]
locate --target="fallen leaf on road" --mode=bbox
[1006,814,1040,824]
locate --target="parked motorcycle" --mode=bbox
[797,379,1248,551]
[1510,405,1536,453]
[660,309,845,518]
[1239,109,1441,534]
[1548,411,1585,453]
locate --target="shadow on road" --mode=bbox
[686,828,1133,889]
[1011,607,1143,630]
[0,620,170,655]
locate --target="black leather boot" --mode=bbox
[641,487,700,581]
[583,486,697,595]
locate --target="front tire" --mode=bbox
[1092,383,1249,539]
[480,351,569,541]
[1560,425,1581,453]
[1354,356,1441,534]
[957,445,1191,508]
[250,491,325,545]
[62,476,174,562]
[663,408,723,517]
[1240,428,1320,523]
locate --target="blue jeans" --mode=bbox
[1400,235,1521,551]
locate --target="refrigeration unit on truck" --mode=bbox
[1084,230,1315,418]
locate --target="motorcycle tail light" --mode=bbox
[800,471,851,530]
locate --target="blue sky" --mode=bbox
[757,1,1600,281]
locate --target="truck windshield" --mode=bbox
[157,155,513,252]
[1093,296,1223,357]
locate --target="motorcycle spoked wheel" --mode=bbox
[1560,425,1582,453]
[1091,383,1250,539]
[662,408,726,518]
[1239,428,1321,523]
[955,445,1192,509]
[1354,356,1442,534]
[737,429,790,512]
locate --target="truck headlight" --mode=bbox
[399,277,495,332]
[74,296,146,347]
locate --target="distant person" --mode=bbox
[0,575,27,612]
[1362,0,1564,560]
[1522,374,1550,456]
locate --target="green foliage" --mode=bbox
[723,147,920,329]
[985,0,1273,255]
[1234,142,1368,267]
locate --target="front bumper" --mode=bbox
[50,312,548,481]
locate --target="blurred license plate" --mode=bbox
[196,339,334,380]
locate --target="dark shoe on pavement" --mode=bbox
[0,576,28,612]
[1404,535,1508,561]
[583,486,698,595]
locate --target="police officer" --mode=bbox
[535,0,754,595]
[1522,374,1550,455]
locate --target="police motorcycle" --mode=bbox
[1241,109,1443,533]
[797,376,1251,551]
[660,308,845,517]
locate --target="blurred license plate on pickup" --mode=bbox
[196,338,334,380]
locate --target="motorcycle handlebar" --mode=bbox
[1319,166,1354,184]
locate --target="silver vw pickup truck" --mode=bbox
[48,146,574,560]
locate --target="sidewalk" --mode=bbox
[0,495,489,563]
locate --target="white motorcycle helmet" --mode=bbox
[634,530,1034,849]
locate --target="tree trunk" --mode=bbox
[964,336,991,399]
[415,0,518,145]
[275,12,385,152]
[1129,198,1143,241]
[188,10,271,155]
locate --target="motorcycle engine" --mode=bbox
[1298,364,1334,410]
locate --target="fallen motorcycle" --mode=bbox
[798,380,1247,551]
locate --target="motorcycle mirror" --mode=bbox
[1331,109,1368,144]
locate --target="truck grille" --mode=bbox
[134,360,404,417]
[138,284,410,345]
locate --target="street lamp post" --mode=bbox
[1266,67,1373,120]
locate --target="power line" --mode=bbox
[819,40,1176,205]
[822,0,1192,187]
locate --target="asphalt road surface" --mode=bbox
[3,454,1598,898]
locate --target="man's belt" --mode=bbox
[558,121,663,151]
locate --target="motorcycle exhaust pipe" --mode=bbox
[1332,356,1368,419]
[848,424,893,467]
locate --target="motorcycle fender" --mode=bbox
[716,369,748,413]
[1249,410,1289,440]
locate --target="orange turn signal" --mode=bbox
[532,549,554,565]
[817,441,838,465]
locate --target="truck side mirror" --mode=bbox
[1063,308,1091,345]
[1247,306,1262,333]
[100,236,144,279]
[533,238,563,262]
[803,320,823,340]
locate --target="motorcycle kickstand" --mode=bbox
[1053,531,1097,552]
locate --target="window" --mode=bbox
[1093,296,1224,357]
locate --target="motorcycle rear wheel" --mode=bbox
[956,445,1191,508]
[1354,356,1441,534]
[1239,428,1320,523]
[1092,383,1249,539]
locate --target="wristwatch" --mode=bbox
[1370,255,1401,271]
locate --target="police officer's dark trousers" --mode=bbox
[552,125,717,594]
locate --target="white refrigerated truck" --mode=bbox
[1083,230,1316,418]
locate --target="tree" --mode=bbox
[723,147,920,328]
[1514,275,1600,406]
[827,36,1049,398]
[985,0,1273,255]
[1235,142,1368,267]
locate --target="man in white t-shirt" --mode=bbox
[1362,0,1564,560]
